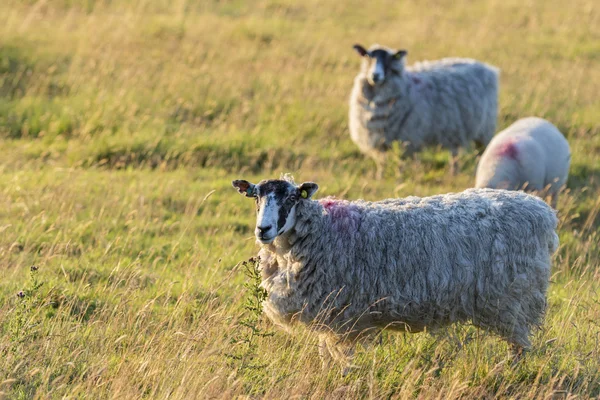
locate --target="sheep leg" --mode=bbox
[373,153,386,180]
[550,193,558,209]
[340,346,359,377]
[509,344,527,365]
[449,148,459,175]
[503,323,532,363]
[376,163,384,180]
[325,336,358,376]
[398,149,417,179]
[474,305,533,359]
[318,335,333,371]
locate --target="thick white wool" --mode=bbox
[475,117,571,206]
[349,45,499,170]
[257,188,558,368]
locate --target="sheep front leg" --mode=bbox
[318,334,333,371]
[340,346,359,377]
[325,336,358,376]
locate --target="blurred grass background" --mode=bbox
[0,0,599,398]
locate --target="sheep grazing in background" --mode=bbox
[349,44,499,176]
[475,117,571,208]
[232,175,559,374]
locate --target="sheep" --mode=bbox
[349,44,499,176]
[475,117,571,208]
[232,175,559,373]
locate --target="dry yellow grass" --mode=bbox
[0,0,599,398]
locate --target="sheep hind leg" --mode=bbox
[372,152,386,180]
[475,316,531,362]
[325,336,358,376]
[503,325,531,364]
[375,162,384,181]
[550,192,559,209]
[449,148,459,176]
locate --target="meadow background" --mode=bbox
[1,0,599,398]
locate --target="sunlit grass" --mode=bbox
[0,0,599,398]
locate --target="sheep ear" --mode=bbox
[393,50,407,60]
[297,182,319,199]
[232,180,257,197]
[353,44,368,57]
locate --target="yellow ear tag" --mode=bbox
[301,190,308,199]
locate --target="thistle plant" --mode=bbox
[9,265,44,343]
[226,257,273,372]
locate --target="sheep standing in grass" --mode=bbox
[232,176,558,373]
[349,44,499,176]
[475,117,571,208]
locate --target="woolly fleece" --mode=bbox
[257,188,558,367]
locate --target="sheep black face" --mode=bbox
[353,44,407,86]
[232,179,319,244]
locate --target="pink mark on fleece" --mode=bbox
[409,73,432,92]
[496,139,519,160]
[319,197,362,232]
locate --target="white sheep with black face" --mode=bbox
[475,117,571,208]
[349,44,500,176]
[232,176,559,374]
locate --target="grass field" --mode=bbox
[1,0,599,398]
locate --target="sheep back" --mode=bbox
[475,117,571,195]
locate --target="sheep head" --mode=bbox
[353,44,407,86]
[232,177,318,244]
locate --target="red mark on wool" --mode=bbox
[319,197,361,232]
[320,198,339,210]
[496,140,519,160]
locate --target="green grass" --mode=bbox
[0,0,599,398]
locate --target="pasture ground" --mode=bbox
[1,0,599,398]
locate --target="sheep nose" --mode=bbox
[257,225,272,235]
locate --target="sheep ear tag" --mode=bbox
[232,179,256,198]
[298,182,319,199]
